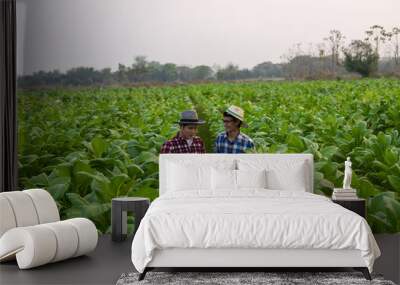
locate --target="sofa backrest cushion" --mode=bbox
[0,189,60,238]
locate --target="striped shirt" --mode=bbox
[214,132,255,153]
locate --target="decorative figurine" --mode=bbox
[343,157,352,189]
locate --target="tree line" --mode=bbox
[18,25,400,88]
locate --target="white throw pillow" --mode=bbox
[237,159,309,191]
[236,169,268,189]
[167,162,212,191]
[266,166,307,191]
[211,168,237,191]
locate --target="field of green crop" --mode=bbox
[18,79,400,233]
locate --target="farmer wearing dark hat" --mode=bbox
[214,105,254,153]
[160,110,206,153]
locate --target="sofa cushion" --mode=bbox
[0,196,17,237]
[0,218,98,269]
[0,191,39,228]
[24,189,60,224]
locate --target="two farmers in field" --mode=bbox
[160,105,254,154]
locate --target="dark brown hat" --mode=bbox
[176,110,205,125]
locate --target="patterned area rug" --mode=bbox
[116,271,395,285]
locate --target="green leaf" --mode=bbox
[49,176,71,186]
[369,212,393,232]
[128,186,158,201]
[127,164,145,178]
[30,173,49,187]
[351,121,368,145]
[377,132,391,148]
[384,148,398,166]
[137,177,158,187]
[73,160,96,187]
[22,154,39,164]
[320,146,338,160]
[65,203,110,221]
[91,137,108,158]
[47,183,69,200]
[89,158,117,170]
[73,160,94,174]
[75,171,112,200]
[66,193,90,206]
[352,176,380,198]
[111,174,130,195]
[53,164,71,178]
[286,133,305,152]
[372,160,390,172]
[368,192,400,233]
[136,151,158,164]
[84,191,100,203]
[127,141,140,158]
[388,175,400,192]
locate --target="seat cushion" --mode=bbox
[0,225,57,269]
[0,218,98,269]
[65,218,98,257]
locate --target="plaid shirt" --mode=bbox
[160,132,206,153]
[214,132,254,153]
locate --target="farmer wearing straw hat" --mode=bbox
[214,105,254,153]
[160,110,206,153]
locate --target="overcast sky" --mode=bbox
[16,0,400,75]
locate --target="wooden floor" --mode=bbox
[0,235,134,285]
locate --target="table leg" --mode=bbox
[121,210,127,240]
[112,202,123,242]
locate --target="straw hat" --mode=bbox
[222,105,248,128]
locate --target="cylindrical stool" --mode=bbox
[111,197,150,242]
